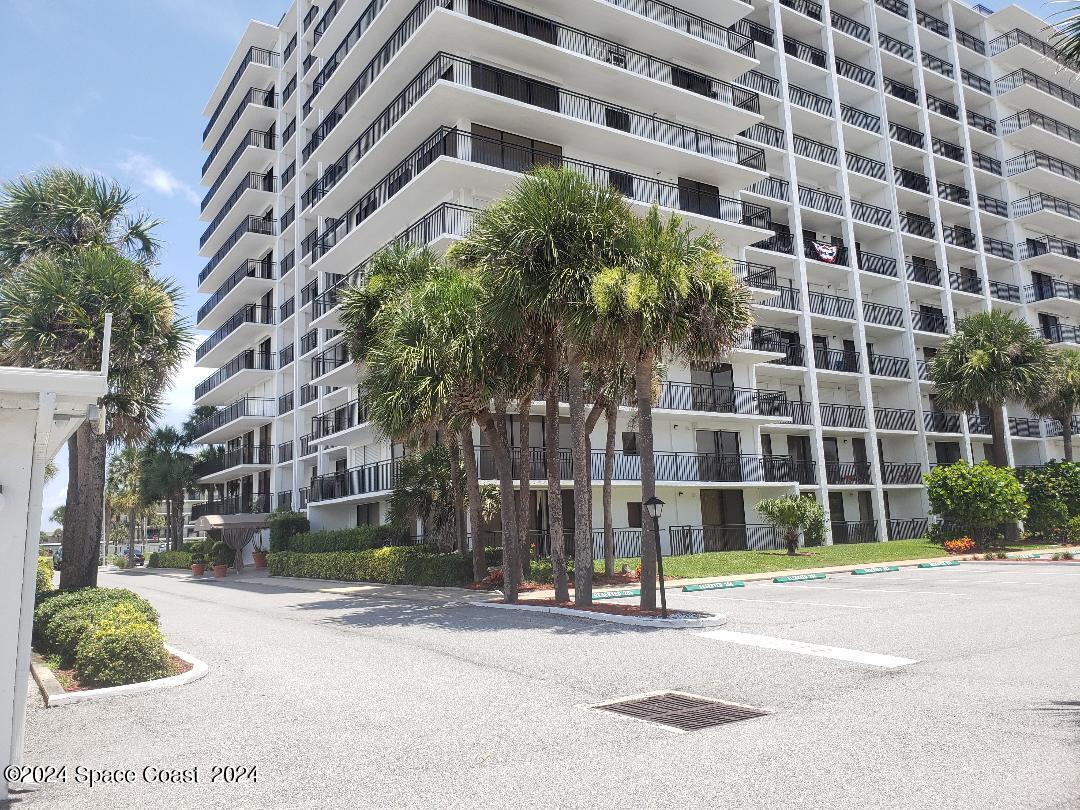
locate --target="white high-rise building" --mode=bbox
[191,0,1079,553]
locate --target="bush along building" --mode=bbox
[191,0,1079,554]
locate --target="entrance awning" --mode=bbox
[192,513,270,532]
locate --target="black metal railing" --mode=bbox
[195,304,274,362]
[978,194,1008,217]
[197,258,274,324]
[1012,192,1080,222]
[1018,236,1080,264]
[200,172,276,248]
[868,354,910,378]
[925,411,962,433]
[1042,323,1080,344]
[950,271,982,295]
[962,69,991,95]
[190,397,276,441]
[808,291,855,319]
[278,392,294,415]
[202,88,276,176]
[815,348,860,373]
[875,407,916,431]
[655,383,789,417]
[1006,151,1080,183]
[825,462,872,485]
[1010,417,1043,438]
[942,225,977,250]
[819,403,866,428]
[784,36,827,69]
[198,216,276,285]
[311,341,350,378]
[793,134,838,165]
[888,517,928,540]
[911,309,947,334]
[906,261,942,286]
[194,351,275,401]
[842,104,881,133]
[926,93,958,119]
[831,11,870,42]
[863,301,904,326]
[1026,278,1080,303]
[204,47,280,141]
[668,525,789,554]
[846,152,886,180]
[779,0,823,19]
[957,29,986,54]
[1000,109,1080,147]
[899,212,935,239]
[921,52,954,79]
[895,167,930,194]
[879,32,913,60]
[890,122,924,149]
[191,493,274,520]
[984,236,1014,259]
[831,520,878,544]
[989,280,1021,303]
[884,76,919,105]
[312,398,370,440]
[932,137,964,162]
[995,69,1080,111]
[858,251,897,277]
[763,286,800,310]
[194,445,273,479]
[201,129,277,211]
[789,84,833,116]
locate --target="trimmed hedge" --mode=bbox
[36,556,54,597]
[147,551,193,569]
[270,511,310,552]
[74,603,171,687]
[268,546,471,586]
[286,524,410,554]
[33,588,159,667]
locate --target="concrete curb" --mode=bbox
[31,645,208,708]
[473,601,728,628]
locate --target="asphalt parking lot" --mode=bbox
[10,562,1080,809]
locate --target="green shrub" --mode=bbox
[1020,462,1080,542]
[35,588,158,665]
[36,556,54,598]
[148,551,193,569]
[211,541,234,567]
[528,557,574,584]
[925,462,1027,549]
[267,546,471,586]
[287,524,409,554]
[105,554,129,569]
[269,511,310,552]
[74,603,171,687]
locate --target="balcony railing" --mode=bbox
[962,69,992,95]
[808,291,855,319]
[916,8,949,36]
[199,216,276,285]
[1043,323,1080,344]
[921,52,954,78]
[805,241,849,266]
[925,411,962,433]
[195,304,274,362]
[814,348,860,373]
[890,122,924,149]
[1000,109,1080,147]
[819,402,866,428]
[880,462,923,484]
[950,271,982,295]
[799,186,843,216]
[305,0,760,156]
[900,212,935,239]
[825,462,872,485]
[926,93,958,119]
[201,130,276,212]
[841,104,881,133]
[942,225,976,250]
[991,30,1070,69]
[1012,192,1080,222]
[911,310,947,334]
[200,172,276,248]
[763,286,800,310]
[279,391,294,414]
[655,383,789,417]
[906,261,942,286]
[202,88,276,176]
[937,181,970,206]
[310,128,770,262]
[879,32,913,61]
[995,69,1080,111]
[1010,417,1043,438]
[875,407,916,431]
[831,11,870,42]
[311,341,350,379]
[741,122,786,150]
[1018,236,1080,263]
[789,84,833,117]
[784,36,827,69]
[779,0,823,20]
[731,18,775,49]
[989,280,1021,303]
[204,47,280,141]
[868,354,910,378]
[831,520,879,543]
[793,134,837,165]
[194,445,273,479]
[853,201,892,227]
[195,350,276,401]
[197,258,274,324]
[667,525,789,554]
[888,517,929,540]
[1006,151,1080,183]
[312,398,370,440]
[978,195,1008,217]
[858,251,897,277]
[1026,278,1080,303]
[984,236,1014,260]
[895,167,930,194]
[876,0,908,16]
[189,397,276,441]
[191,493,274,520]
[846,152,886,180]
[304,54,765,210]
[932,137,964,162]
[863,301,904,327]
[957,30,986,55]
[884,76,919,105]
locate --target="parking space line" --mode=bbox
[768,584,968,596]
[703,596,871,609]
[697,630,918,668]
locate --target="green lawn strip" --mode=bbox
[596,540,1056,580]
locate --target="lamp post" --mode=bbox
[644,496,667,618]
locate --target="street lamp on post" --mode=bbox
[644,496,667,618]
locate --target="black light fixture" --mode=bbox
[644,496,668,618]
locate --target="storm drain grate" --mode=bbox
[595,692,770,731]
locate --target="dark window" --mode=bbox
[627,502,643,529]
[670,65,711,97]
[605,107,631,131]
[622,432,639,455]
[678,177,721,218]
[609,170,634,197]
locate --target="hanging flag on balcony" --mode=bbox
[810,241,839,263]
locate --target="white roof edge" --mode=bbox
[201,19,281,118]
[986,4,1063,40]
[0,366,107,400]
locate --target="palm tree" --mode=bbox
[591,207,754,609]
[388,446,457,550]
[1029,348,1080,461]
[0,247,191,587]
[1050,5,1080,70]
[449,166,635,604]
[757,494,826,556]
[929,311,1053,468]
[0,168,160,273]
[140,427,196,551]
[105,447,144,568]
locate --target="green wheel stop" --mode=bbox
[918,561,961,568]
[773,573,826,583]
[683,581,746,592]
[593,588,640,599]
[852,566,900,575]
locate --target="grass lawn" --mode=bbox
[598,539,1055,580]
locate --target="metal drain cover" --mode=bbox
[594,691,770,731]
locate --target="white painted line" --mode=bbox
[702,596,871,609]
[770,584,968,596]
[697,629,918,669]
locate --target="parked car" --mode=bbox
[119,548,145,566]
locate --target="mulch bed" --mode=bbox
[508,598,711,620]
[45,653,191,693]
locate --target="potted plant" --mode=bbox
[190,549,206,576]
[211,541,231,578]
[251,538,268,569]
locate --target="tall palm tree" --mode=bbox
[105,447,144,568]
[140,427,196,551]
[929,311,1053,468]
[1029,348,1080,461]
[0,247,191,587]
[449,166,635,604]
[591,207,754,610]
[0,168,160,273]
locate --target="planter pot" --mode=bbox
[212,565,228,578]
[191,563,205,576]
[252,551,268,569]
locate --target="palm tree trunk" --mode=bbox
[127,507,137,568]
[635,350,658,610]
[60,422,106,589]
[461,426,486,581]
[174,491,185,550]
[1064,411,1074,462]
[480,409,520,602]
[545,366,570,602]
[517,395,533,581]
[990,404,1009,466]
[603,401,617,577]
[568,355,593,606]
[447,434,468,556]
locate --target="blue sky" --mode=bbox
[1,0,281,527]
[0,0,1059,528]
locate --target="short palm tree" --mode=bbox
[0,168,160,273]
[591,207,754,610]
[105,447,144,568]
[0,247,191,587]
[757,495,826,556]
[1029,348,1080,461]
[929,311,1053,468]
[388,446,457,551]
[140,427,196,551]
[449,166,635,604]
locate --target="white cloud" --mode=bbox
[161,348,201,430]
[119,152,199,205]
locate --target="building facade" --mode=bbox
[192,0,1079,552]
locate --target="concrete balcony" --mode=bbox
[194,445,274,485]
